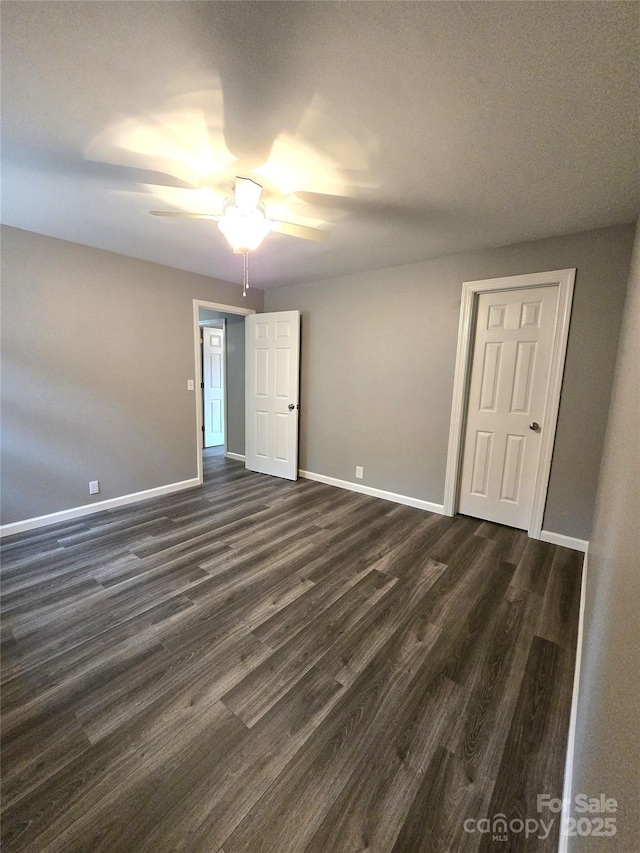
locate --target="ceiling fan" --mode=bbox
[149,177,328,295]
[150,176,328,249]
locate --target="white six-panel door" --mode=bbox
[458,286,559,529]
[202,325,225,448]
[245,311,300,480]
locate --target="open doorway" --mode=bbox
[192,300,255,485]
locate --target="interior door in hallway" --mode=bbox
[245,310,300,480]
[202,324,225,448]
[458,286,559,529]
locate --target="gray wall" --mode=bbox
[1,226,263,525]
[265,223,635,540]
[224,315,246,457]
[569,221,640,852]
[198,308,246,456]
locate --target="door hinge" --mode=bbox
[201,382,204,389]
[201,425,205,432]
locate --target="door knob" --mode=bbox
[288,403,295,411]
[529,422,540,431]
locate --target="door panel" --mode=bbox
[202,325,225,447]
[255,411,269,458]
[500,434,524,502]
[479,342,502,411]
[458,286,558,529]
[510,340,537,413]
[245,311,300,480]
[470,431,493,496]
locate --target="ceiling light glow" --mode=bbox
[217,204,273,252]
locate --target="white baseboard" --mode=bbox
[558,547,589,853]
[0,477,202,539]
[298,469,446,515]
[539,530,589,553]
[225,452,245,462]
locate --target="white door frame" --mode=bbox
[193,299,255,484]
[443,269,576,539]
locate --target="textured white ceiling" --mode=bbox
[1,1,638,289]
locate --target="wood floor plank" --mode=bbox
[477,635,567,853]
[0,634,270,851]
[0,624,22,688]
[318,556,447,687]
[1,575,105,619]
[158,550,319,659]
[407,534,497,626]
[221,569,395,727]
[194,521,323,579]
[509,537,557,595]
[290,531,386,585]
[427,516,482,563]
[2,642,174,749]
[473,520,529,565]
[39,667,344,853]
[0,524,88,568]
[81,632,272,745]
[220,676,431,852]
[0,592,195,692]
[251,553,375,650]
[55,516,177,548]
[536,545,583,650]
[390,746,494,853]
[0,449,583,853]
[217,492,358,551]
[9,558,210,651]
[303,675,460,853]
[91,545,223,587]
[221,582,470,853]
[367,513,455,580]
[443,586,543,781]
[0,544,136,594]
[36,701,249,853]
[311,491,392,530]
[1,705,92,810]
[128,503,271,559]
[438,558,516,687]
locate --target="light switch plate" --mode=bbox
[187,379,195,391]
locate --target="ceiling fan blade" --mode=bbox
[234,177,263,210]
[271,220,329,242]
[292,191,449,227]
[292,191,353,211]
[149,211,221,220]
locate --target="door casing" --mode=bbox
[193,299,255,485]
[443,269,576,539]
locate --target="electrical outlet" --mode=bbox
[355,466,364,479]
[89,480,100,495]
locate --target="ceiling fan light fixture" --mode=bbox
[217,203,272,252]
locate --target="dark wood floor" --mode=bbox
[0,450,583,852]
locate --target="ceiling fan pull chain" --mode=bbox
[242,250,249,297]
